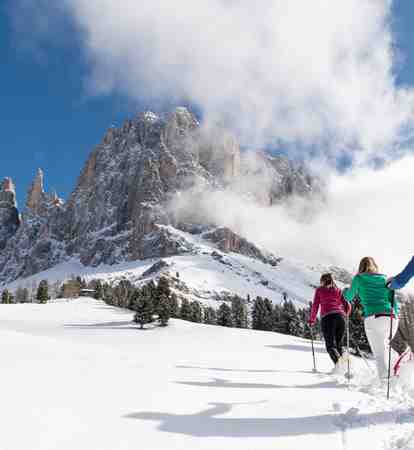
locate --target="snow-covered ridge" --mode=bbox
[4,225,324,307]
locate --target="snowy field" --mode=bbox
[1,298,414,450]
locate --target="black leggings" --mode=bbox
[321,313,345,364]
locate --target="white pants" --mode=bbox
[364,315,399,379]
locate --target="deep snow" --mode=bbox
[1,298,414,450]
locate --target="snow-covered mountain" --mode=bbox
[1,297,414,450]
[4,223,332,307]
[0,107,321,289]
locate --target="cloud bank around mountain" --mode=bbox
[11,0,414,163]
[172,154,414,275]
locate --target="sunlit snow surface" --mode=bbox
[1,298,414,450]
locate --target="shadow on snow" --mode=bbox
[266,344,326,354]
[123,402,414,438]
[175,378,338,390]
[176,364,319,375]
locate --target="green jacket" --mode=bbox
[343,273,398,317]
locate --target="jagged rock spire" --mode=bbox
[26,168,45,213]
[2,177,15,193]
[0,177,20,250]
[51,190,64,207]
[0,177,17,207]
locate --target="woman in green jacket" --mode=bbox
[343,256,398,379]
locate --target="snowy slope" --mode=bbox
[4,226,323,307]
[1,298,414,450]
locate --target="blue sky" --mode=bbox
[1,1,414,206]
[0,5,140,205]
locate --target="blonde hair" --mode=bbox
[358,256,379,274]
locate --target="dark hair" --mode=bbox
[320,273,335,288]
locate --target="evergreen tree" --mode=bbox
[298,306,309,338]
[168,293,179,318]
[132,287,154,329]
[113,279,134,308]
[252,296,265,330]
[15,287,29,303]
[94,280,104,300]
[271,303,282,332]
[76,276,87,289]
[217,303,233,327]
[252,297,272,330]
[231,295,248,328]
[157,277,171,298]
[102,282,114,305]
[22,287,29,303]
[158,294,171,326]
[203,306,217,325]
[278,300,300,335]
[36,280,49,304]
[189,301,203,323]
[262,298,274,330]
[179,298,192,321]
[146,280,158,310]
[1,289,12,304]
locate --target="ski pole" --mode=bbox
[351,338,375,374]
[387,290,395,400]
[346,313,351,381]
[310,326,317,373]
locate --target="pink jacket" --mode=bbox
[309,286,350,324]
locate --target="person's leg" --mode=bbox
[402,300,414,353]
[391,326,408,355]
[321,315,340,364]
[391,301,409,355]
[334,314,346,357]
[364,316,399,379]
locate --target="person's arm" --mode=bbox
[340,290,352,315]
[343,275,359,303]
[388,289,399,316]
[389,257,414,290]
[309,289,320,325]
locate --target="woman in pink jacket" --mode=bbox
[309,273,351,365]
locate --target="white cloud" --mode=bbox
[170,154,414,277]
[13,0,414,161]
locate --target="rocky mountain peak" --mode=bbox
[25,169,63,215]
[26,168,45,213]
[164,107,199,147]
[0,107,321,284]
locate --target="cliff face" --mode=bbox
[0,107,319,284]
[0,178,20,251]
